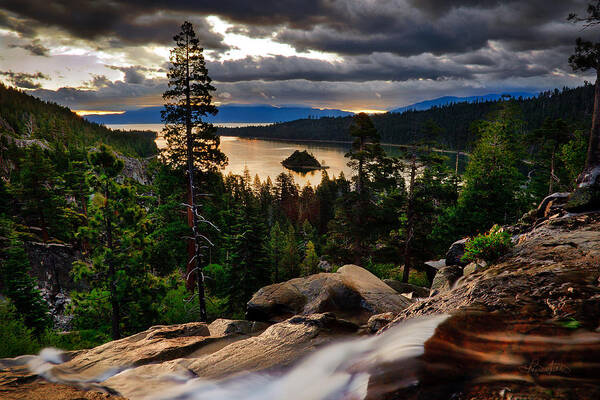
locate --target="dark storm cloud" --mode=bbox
[0,1,333,39]
[209,54,474,82]
[8,39,49,56]
[2,0,596,109]
[0,71,49,89]
[0,11,36,37]
[0,5,227,50]
[2,0,589,56]
[275,0,590,57]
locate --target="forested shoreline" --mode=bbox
[218,84,595,151]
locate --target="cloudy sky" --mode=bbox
[0,0,596,113]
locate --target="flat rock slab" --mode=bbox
[42,322,212,384]
[103,313,357,399]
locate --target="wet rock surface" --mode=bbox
[103,313,357,399]
[367,312,396,333]
[207,318,269,336]
[430,265,462,293]
[392,213,600,324]
[380,212,600,399]
[3,211,600,399]
[375,309,600,400]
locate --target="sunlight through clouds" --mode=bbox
[206,16,341,63]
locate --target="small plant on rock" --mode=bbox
[461,225,513,264]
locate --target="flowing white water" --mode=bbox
[2,315,449,400]
[147,315,448,400]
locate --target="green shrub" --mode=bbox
[364,262,398,280]
[0,299,111,358]
[40,329,110,351]
[363,262,430,287]
[157,283,198,325]
[407,270,430,287]
[461,225,513,263]
[0,299,40,358]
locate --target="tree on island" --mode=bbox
[569,1,600,190]
[281,150,323,171]
[161,21,227,321]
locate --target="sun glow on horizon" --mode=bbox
[343,108,388,114]
[74,110,126,116]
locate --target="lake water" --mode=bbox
[107,123,462,187]
[108,123,356,186]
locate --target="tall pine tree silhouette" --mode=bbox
[162,21,227,321]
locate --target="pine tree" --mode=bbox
[275,172,299,222]
[528,118,573,196]
[267,221,285,282]
[0,218,50,334]
[72,145,147,339]
[300,241,319,276]
[400,120,450,282]
[327,114,400,265]
[11,145,67,241]
[161,21,227,321]
[434,103,527,241]
[280,224,300,280]
[569,2,600,186]
[346,113,385,195]
[223,196,269,314]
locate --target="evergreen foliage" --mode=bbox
[0,218,50,334]
[281,150,323,171]
[0,83,157,158]
[71,145,157,339]
[568,1,600,180]
[219,85,596,151]
[161,21,227,322]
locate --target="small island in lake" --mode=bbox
[281,150,329,172]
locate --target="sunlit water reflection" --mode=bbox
[108,123,463,187]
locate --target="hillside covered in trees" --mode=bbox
[218,85,595,151]
[0,84,157,158]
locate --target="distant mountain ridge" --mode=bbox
[84,93,539,125]
[85,104,353,124]
[217,85,594,151]
[390,92,536,114]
